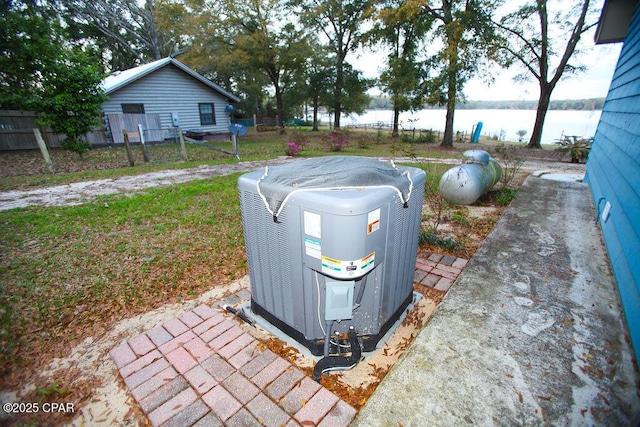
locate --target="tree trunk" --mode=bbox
[440,1,456,148]
[441,69,457,147]
[312,96,319,131]
[145,0,162,60]
[393,107,400,137]
[442,105,455,146]
[275,86,286,134]
[333,53,345,129]
[528,84,552,149]
[333,76,342,129]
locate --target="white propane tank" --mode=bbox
[439,150,502,205]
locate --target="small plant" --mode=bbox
[324,129,348,152]
[376,128,385,144]
[61,138,93,159]
[36,381,66,402]
[516,129,527,142]
[390,143,450,232]
[284,141,300,156]
[418,229,463,252]
[423,173,448,233]
[400,133,414,143]
[421,129,436,143]
[284,131,308,156]
[496,187,518,206]
[356,134,370,149]
[493,143,525,188]
[451,208,470,226]
[554,138,591,163]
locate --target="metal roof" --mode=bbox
[101,57,240,102]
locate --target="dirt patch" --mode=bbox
[0,159,294,211]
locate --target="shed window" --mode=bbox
[199,103,216,125]
[121,103,145,114]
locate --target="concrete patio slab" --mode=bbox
[353,176,640,426]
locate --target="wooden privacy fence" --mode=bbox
[106,113,163,144]
[0,110,106,151]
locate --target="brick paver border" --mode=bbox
[110,252,467,426]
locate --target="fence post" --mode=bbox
[138,124,150,163]
[33,128,54,173]
[231,134,240,159]
[178,127,188,161]
[122,130,135,166]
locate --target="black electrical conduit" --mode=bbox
[312,327,361,382]
[354,274,367,309]
[323,320,333,358]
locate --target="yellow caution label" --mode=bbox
[321,255,341,265]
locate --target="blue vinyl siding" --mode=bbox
[586,1,640,359]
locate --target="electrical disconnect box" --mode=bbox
[238,156,426,355]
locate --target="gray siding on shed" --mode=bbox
[586,1,640,359]
[102,64,232,134]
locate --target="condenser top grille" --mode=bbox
[256,156,415,218]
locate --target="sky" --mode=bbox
[462,43,622,101]
[352,1,624,102]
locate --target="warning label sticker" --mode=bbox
[360,252,375,270]
[304,211,321,239]
[321,256,342,273]
[367,208,381,234]
[305,238,321,259]
[321,252,375,278]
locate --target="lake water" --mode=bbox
[338,109,602,145]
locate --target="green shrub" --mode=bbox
[61,138,92,158]
[496,187,518,206]
[324,129,348,151]
[418,229,463,251]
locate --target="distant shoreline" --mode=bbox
[367,97,605,111]
[350,109,601,145]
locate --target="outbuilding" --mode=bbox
[101,57,240,144]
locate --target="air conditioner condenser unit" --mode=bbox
[238,156,426,360]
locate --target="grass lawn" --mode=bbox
[0,174,246,385]
[0,127,463,191]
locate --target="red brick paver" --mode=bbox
[110,251,467,426]
[109,342,137,368]
[129,334,156,356]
